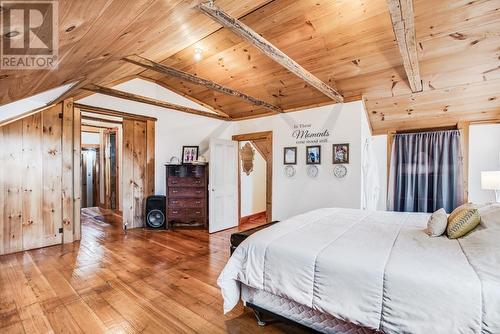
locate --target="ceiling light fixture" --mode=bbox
[194,48,203,61]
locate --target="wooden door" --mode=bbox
[209,138,238,233]
[122,119,155,229]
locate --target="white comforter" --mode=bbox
[218,208,500,334]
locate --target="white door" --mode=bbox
[209,138,238,233]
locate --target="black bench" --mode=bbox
[230,221,279,254]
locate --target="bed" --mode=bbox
[218,207,500,333]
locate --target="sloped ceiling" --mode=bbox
[1,0,499,133]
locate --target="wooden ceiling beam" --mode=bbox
[386,0,423,93]
[124,55,283,114]
[197,2,344,104]
[82,84,229,121]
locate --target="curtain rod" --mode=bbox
[396,125,458,134]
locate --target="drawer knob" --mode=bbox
[195,201,201,204]
[172,190,178,193]
[173,211,179,214]
[172,201,178,204]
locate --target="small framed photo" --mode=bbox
[283,147,297,165]
[182,146,199,164]
[333,143,349,164]
[306,145,321,165]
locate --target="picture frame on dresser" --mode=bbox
[182,146,199,164]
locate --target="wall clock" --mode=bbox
[307,165,319,178]
[284,165,296,178]
[333,165,348,178]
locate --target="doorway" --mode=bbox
[232,131,273,226]
[80,112,123,228]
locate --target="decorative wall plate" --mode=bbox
[333,164,348,178]
[307,165,319,178]
[284,165,296,178]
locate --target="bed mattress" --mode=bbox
[218,207,500,334]
[242,284,375,334]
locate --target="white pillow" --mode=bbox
[426,208,448,237]
[477,203,500,229]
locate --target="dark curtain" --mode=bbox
[387,130,464,213]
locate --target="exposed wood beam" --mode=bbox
[386,0,423,92]
[82,84,230,121]
[197,2,344,103]
[75,103,157,122]
[124,55,283,114]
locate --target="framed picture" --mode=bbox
[333,143,349,164]
[306,145,321,165]
[182,146,199,164]
[283,147,297,165]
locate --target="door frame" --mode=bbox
[232,131,273,223]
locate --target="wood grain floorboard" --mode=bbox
[0,207,311,333]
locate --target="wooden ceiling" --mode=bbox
[1,0,499,134]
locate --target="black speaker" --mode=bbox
[145,195,166,229]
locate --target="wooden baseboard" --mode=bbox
[240,211,266,224]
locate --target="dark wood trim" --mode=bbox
[232,131,273,142]
[82,115,123,124]
[124,55,282,114]
[75,103,157,122]
[387,0,422,92]
[232,131,273,223]
[82,144,100,149]
[136,75,227,117]
[81,84,229,120]
[197,2,343,103]
[239,211,266,225]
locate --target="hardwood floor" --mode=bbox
[0,208,310,333]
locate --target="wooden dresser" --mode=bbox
[165,164,208,229]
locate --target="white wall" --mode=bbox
[371,135,387,210]
[240,141,267,217]
[81,132,100,145]
[469,124,500,203]
[79,78,230,195]
[233,102,365,220]
[79,80,373,221]
[0,82,77,124]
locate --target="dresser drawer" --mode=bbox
[186,208,205,217]
[168,177,205,187]
[169,187,205,198]
[183,217,205,227]
[168,198,204,208]
[168,208,185,218]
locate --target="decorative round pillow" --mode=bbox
[447,204,481,239]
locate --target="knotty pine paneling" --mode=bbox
[122,119,155,229]
[0,101,79,255]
